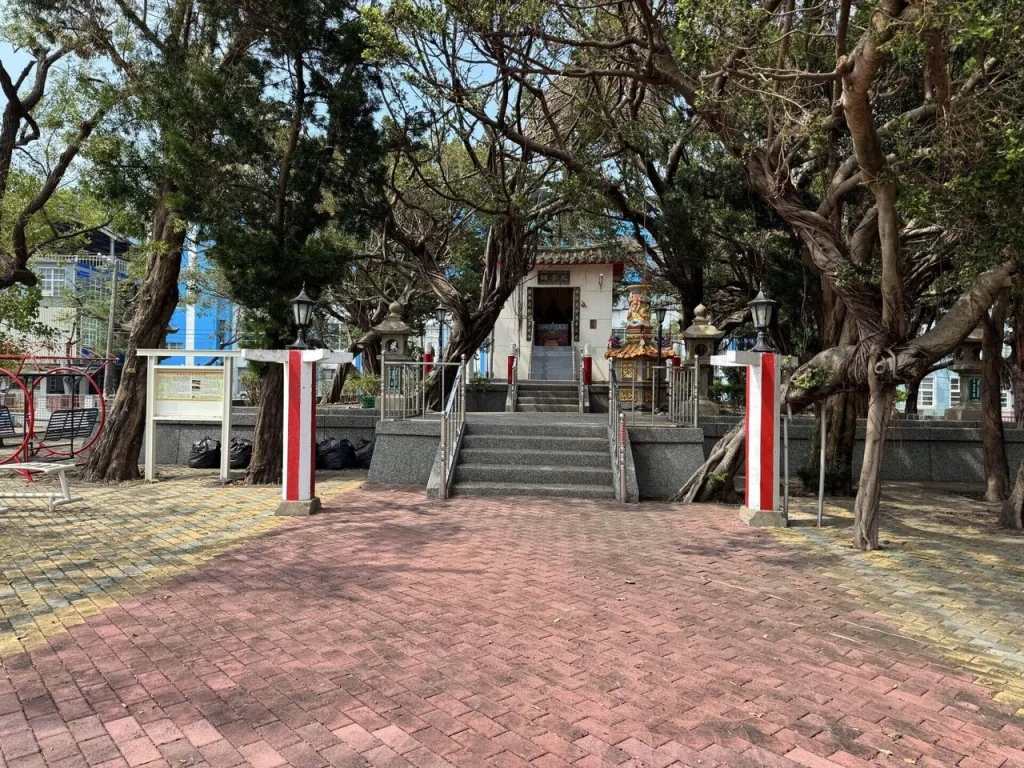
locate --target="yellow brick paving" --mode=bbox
[777,482,1024,717]
[0,468,364,661]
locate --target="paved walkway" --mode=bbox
[1,483,1023,767]
[784,483,1024,718]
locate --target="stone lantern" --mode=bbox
[945,325,984,421]
[682,304,726,415]
[374,301,413,361]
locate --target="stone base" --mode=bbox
[697,400,720,417]
[944,405,983,422]
[275,497,322,516]
[739,506,788,528]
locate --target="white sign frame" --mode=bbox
[139,349,240,482]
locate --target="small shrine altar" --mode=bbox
[606,286,667,408]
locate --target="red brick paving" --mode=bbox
[2,489,1023,767]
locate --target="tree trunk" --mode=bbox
[320,362,356,405]
[1001,463,1024,529]
[246,363,284,485]
[79,192,184,482]
[982,289,1010,501]
[852,364,896,551]
[427,306,502,407]
[904,378,920,416]
[672,421,744,503]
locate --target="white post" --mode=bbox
[144,354,156,482]
[817,407,826,527]
[219,356,233,482]
[711,350,785,527]
[242,349,352,515]
[104,233,118,399]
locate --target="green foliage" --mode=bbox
[0,285,54,345]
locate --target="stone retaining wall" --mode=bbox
[701,415,1013,484]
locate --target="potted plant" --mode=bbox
[357,374,381,408]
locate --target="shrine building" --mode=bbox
[490,244,629,382]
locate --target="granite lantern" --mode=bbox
[375,301,414,361]
[945,325,984,421]
[682,304,727,415]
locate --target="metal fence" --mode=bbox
[617,362,699,427]
[378,358,464,421]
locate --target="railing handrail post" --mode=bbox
[380,353,387,421]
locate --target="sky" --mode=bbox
[0,41,33,108]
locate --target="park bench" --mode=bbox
[31,407,99,458]
[0,405,18,446]
[0,462,83,513]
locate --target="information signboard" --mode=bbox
[153,368,225,419]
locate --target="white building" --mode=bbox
[2,228,131,356]
[491,245,628,382]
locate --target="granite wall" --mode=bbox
[700,415,1014,484]
[144,407,378,465]
[626,427,704,500]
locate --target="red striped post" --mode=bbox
[281,349,320,514]
[741,352,783,525]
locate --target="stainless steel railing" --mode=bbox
[618,361,700,428]
[577,351,585,414]
[379,357,462,422]
[510,345,519,409]
[609,368,626,502]
[439,355,467,500]
[666,360,699,428]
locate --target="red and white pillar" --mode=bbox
[283,349,317,507]
[711,350,785,526]
[743,352,780,515]
[242,348,353,515]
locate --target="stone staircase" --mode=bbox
[515,381,580,413]
[452,421,615,499]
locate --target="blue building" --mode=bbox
[159,240,237,365]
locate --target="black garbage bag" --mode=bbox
[316,437,356,470]
[187,437,221,469]
[228,438,253,469]
[354,437,375,469]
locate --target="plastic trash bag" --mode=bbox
[354,437,375,469]
[228,437,253,469]
[187,437,221,469]
[316,437,356,470]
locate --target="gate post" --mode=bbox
[242,348,353,515]
[710,350,785,527]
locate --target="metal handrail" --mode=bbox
[609,368,626,502]
[577,350,585,413]
[510,345,519,410]
[439,355,467,500]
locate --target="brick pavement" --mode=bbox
[2,486,1024,767]
[783,483,1024,718]
[0,470,364,661]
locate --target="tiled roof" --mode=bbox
[535,244,630,265]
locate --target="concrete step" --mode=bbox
[455,463,611,486]
[461,434,608,452]
[459,448,609,467]
[466,423,607,438]
[452,481,615,500]
[516,404,580,413]
[516,395,579,403]
[517,381,578,391]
